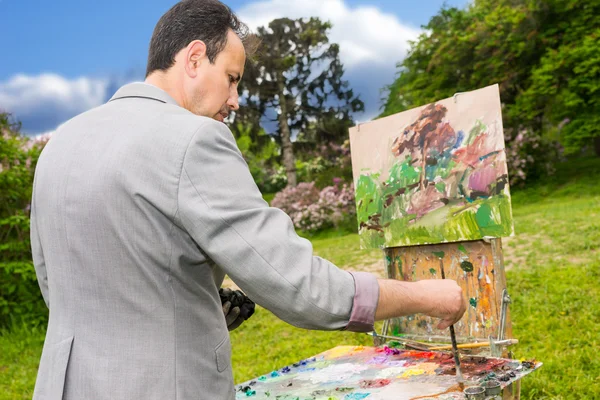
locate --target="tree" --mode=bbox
[380,0,600,182]
[241,17,364,186]
[230,119,283,193]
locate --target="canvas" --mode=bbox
[349,85,514,249]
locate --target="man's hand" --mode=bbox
[375,278,466,330]
[414,279,467,329]
[219,288,255,331]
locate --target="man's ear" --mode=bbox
[184,40,207,78]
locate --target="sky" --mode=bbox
[0,0,468,136]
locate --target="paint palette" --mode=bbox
[235,345,541,399]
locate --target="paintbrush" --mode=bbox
[365,332,433,351]
[429,338,518,351]
[439,258,465,389]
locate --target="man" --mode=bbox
[30,1,466,399]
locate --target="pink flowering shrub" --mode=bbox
[505,128,563,187]
[271,180,357,232]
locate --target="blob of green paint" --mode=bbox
[460,260,474,272]
[429,268,437,275]
[258,376,266,381]
[458,244,468,254]
[469,298,477,308]
[432,251,445,259]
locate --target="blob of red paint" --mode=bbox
[359,379,391,389]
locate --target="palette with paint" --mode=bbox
[235,345,541,399]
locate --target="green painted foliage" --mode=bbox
[387,158,420,189]
[355,174,382,224]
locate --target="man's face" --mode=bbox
[187,30,246,122]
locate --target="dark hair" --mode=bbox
[145,0,256,77]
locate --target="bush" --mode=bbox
[271,180,357,233]
[297,140,354,188]
[0,113,49,328]
[505,128,564,187]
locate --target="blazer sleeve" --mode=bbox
[30,184,50,308]
[176,119,378,331]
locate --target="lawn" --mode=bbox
[1,158,599,399]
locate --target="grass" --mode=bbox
[1,157,599,399]
[0,323,45,399]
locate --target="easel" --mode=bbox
[373,238,522,399]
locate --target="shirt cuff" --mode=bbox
[344,271,379,332]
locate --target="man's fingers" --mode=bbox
[227,315,245,331]
[219,287,255,329]
[225,306,241,326]
[239,302,255,320]
[437,310,464,330]
[437,319,453,330]
[222,301,232,315]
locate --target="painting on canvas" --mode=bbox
[349,84,514,248]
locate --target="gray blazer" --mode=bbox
[30,83,378,400]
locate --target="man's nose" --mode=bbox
[228,92,240,111]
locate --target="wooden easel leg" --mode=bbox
[502,380,521,400]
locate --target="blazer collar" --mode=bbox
[109,82,180,106]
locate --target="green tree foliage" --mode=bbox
[232,120,284,193]
[240,17,364,186]
[0,113,48,328]
[381,0,600,173]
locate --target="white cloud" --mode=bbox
[0,73,109,135]
[237,0,420,69]
[0,73,107,114]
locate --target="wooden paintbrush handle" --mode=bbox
[429,339,519,351]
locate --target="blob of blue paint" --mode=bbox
[344,393,371,399]
[281,366,291,373]
[270,371,280,377]
[239,385,256,397]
